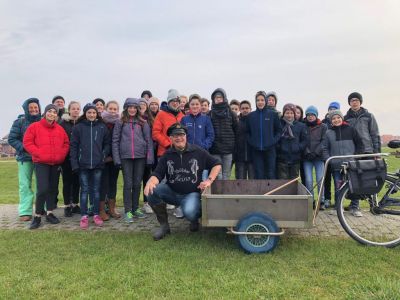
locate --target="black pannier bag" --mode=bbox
[347,159,387,195]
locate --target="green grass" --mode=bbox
[0,230,399,299]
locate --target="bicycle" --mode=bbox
[314,140,400,247]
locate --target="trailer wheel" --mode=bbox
[235,212,280,254]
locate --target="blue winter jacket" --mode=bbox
[246,108,282,151]
[70,119,111,170]
[8,98,41,162]
[277,120,308,164]
[181,113,215,150]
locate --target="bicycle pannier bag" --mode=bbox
[347,159,386,195]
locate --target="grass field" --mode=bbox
[1,148,400,299]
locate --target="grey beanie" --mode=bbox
[44,104,59,115]
[329,109,344,121]
[167,89,180,103]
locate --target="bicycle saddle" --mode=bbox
[388,140,400,149]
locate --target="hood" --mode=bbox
[265,91,278,106]
[22,98,41,117]
[211,88,228,104]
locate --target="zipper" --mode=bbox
[193,115,196,144]
[90,122,93,168]
[259,110,263,150]
[131,120,135,159]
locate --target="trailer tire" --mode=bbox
[235,212,280,254]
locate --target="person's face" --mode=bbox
[53,99,65,109]
[306,114,316,122]
[240,104,251,116]
[170,133,187,150]
[350,98,361,111]
[295,108,302,121]
[149,103,159,113]
[190,99,201,115]
[256,96,266,110]
[45,108,58,123]
[328,107,336,113]
[69,103,81,119]
[214,96,224,104]
[127,106,138,117]
[143,94,150,100]
[230,104,239,114]
[86,109,97,121]
[201,101,209,113]
[106,103,119,115]
[331,115,343,127]
[267,96,276,107]
[95,102,104,113]
[284,110,295,122]
[179,97,187,110]
[28,103,40,116]
[169,99,180,110]
[139,103,147,114]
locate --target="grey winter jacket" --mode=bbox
[112,118,154,166]
[344,107,381,154]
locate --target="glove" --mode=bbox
[305,152,317,160]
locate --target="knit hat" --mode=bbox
[141,90,153,98]
[305,105,318,117]
[255,91,267,100]
[282,103,297,116]
[328,101,340,110]
[123,98,140,110]
[348,92,363,105]
[52,95,65,104]
[93,98,105,106]
[83,103,97,114]
[139,98,148,107]
[148,97,160,106]
[266,91,278,105]
[167,89,180,103]
[44,104,59,115]
[189,94,201,103]
[329,109,343,120]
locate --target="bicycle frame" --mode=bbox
[312,153,389,225]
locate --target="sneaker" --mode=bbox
[350,207,363,217]
[124,212,134,223]
[324,199,331,209]
[174,206,184,218]
[19,215,32,222]
[133,208,145,219]
[166,204,175,210]
[64,206,73,217]
[29,216,41,229]
[80,215,89,230]
[71,205,81,214]
[93,215,103,226]
[46,213,60,224]
[143,202,153,214]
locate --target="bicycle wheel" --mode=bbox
[336,181,400,247]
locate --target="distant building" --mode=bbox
[0,134,16,157]
[381,135,400,146]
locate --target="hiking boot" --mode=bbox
[189,220,200,232]
[80,215,89,230]
[174,206,184,219]
[93,215,103,226]
[71,205,81,214]
[124,212,134,223]
[46,213,60,224]
[19,215,32,222]
[150,203,171,241]
[143,202,153,214]
[133,208,145,219]
[350,207,363,217]
[29,216,41,229]
[64,206,73,217]
[108,199,121,219]
[99,201,110,221]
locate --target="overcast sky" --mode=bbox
[1,0,399,136]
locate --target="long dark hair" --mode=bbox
[77,109,104,123]
[121,107,146,126]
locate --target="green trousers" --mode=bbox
[18,161,35,216]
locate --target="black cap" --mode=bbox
[83,103,97,114]
[52,95,65,104]
[348,92,363,105]
[93,98,105,106]
[167,123,187,136]
[141,90,153,98]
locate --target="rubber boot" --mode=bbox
[99,201,110,221]
[149,203,170,241]
[108,199,121,219]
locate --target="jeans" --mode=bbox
[212,154,232,180]
[147,183,201,222]
[332,170,359,208]
[303,160,325,203]
[34,163,59,215]
[235,162,255,179]
[121,158,145,213]
[252,147,277,179]
[79,169,102,216]
[18,161,35,216]
[277,162,300,179]
[100,162,120,201]
[61,159,80,206]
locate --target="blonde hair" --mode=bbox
[68,101,81,112]
[106,100,119,110]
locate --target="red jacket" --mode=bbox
[152,109,184,157]
[23,118,70,165]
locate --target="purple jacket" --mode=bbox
[112,118,154,165]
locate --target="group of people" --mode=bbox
[8,88,380,238]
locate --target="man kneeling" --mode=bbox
[144,123,222,240]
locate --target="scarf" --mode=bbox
[211,102,230,118]
[281,118,295,139]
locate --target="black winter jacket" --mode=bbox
[277,120,308,164]
[234,114,252,162]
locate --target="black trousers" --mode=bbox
[100,162,120,201]
[34,163,59,214]
[62,159,80,205]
